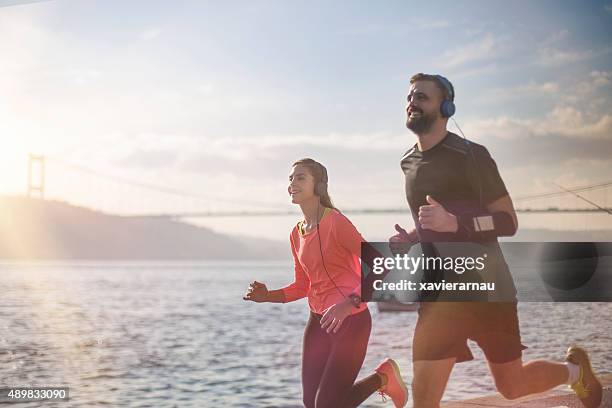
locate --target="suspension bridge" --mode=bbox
[24,154,612,220]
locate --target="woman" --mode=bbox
[243,158,408,408]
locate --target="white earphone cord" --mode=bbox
[451,117,485,231]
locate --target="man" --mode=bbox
[390,73,602,408]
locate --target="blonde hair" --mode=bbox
[292,158,335,209]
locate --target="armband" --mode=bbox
[456,211,516,240]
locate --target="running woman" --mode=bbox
[244,158,408,408]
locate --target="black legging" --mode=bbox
[302,308,382,408]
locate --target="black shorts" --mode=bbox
[413,302,527,364]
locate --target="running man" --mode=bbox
[389,73,602,408]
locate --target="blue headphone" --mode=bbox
[434,74,456,118]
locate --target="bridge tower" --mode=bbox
[27,154,45,199]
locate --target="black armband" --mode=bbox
[456,211,516,241]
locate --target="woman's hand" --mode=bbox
[320,299,354,334]
[243,280,269,302]
[389,224,417,256]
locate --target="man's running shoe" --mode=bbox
[375,358,408,408]
[566,346,602,408]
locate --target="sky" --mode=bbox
[1,0,611,240]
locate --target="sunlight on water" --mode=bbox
[0,261,610,407]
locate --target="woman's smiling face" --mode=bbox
[288,164,317,204]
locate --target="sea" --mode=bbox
[1,261,611,407]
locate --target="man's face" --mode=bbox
[406,80,444,135]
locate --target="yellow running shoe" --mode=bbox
[565,346,602,408]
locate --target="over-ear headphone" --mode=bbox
[434,74,456,118]
[314,163,329,197]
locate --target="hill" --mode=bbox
[0,196,287,260]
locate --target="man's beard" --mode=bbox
[406,111,436,135]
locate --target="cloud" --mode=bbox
[467,108,612,141]
[605,4,612,14]
[474,70,612,115]
[73,69,102,86]
[536,45,612,65]
[479,81,560,103]
[537,48,590,65]
[520,81,559,93]
[81,130,410,186]
[0,6,51,91]
[1,2,609,217]
[476,129,611,170]
[448,28,609,78]
[457,101,612,190]
[542,29,569,46]
[449,62,501,79]
[411,20,450,30]
[176,134,408,207]
[505,157,612,203]
[178,131,407,165]
[116,147,180,168]
[140,28,161,41]
[0,0,50,7]
[339,19,450,36]
[588,70,612,86]
[197,83,214,95]
[442,33,500,68]
[339,23,387,36]
[558,70,612,109]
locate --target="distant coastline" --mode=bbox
[1,195,610,260]
[0,196,287,260]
